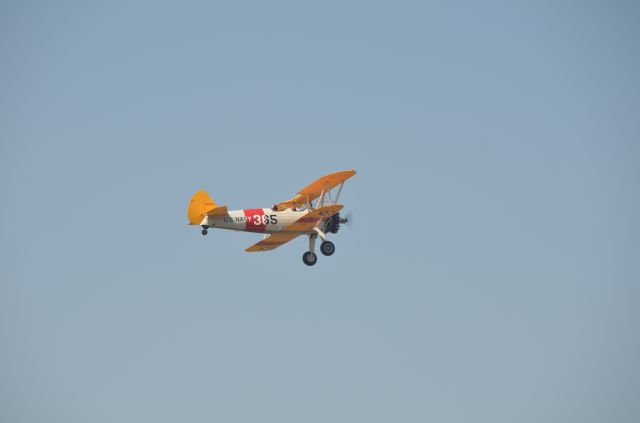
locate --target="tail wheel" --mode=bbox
[302,251,317,266]
[201,228,208,235]
[320,241,335,256]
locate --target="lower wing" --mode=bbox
[245,205,343,252]
[245,233,300,252]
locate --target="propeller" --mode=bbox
[339,210,353,229]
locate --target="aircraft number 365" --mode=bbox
[254,214,277,225]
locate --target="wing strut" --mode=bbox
[334,182,345,203]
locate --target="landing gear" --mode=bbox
[302,235,336,265]
[303,234,318,266]
[302,251,317,266]
[320,240,335,256]
[201,226,208,236]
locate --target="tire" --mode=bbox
[302,251,317,266]
[320,240,335,256]
[201,229,208,235]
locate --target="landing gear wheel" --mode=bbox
[302,251,317,266]
[201,228,208,235]
[320,241,335,256]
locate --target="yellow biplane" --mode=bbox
[188,170,356,266]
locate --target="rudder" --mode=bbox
[188,190,217,225]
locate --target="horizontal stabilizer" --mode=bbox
[207,206,228,217]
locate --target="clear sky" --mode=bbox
[1,1,639,422]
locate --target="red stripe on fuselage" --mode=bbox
[243,208,266,232]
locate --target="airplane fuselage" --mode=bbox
[203,208,310,234]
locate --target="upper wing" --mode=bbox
[245,233,300,252]
[276,170,356,210]
[284,205,343,232]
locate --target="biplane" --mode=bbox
[187,170,356,266]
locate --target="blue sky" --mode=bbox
[1,1,639,422]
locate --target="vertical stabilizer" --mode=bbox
[188,190,217,225]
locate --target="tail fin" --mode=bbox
[188,190,217,225]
